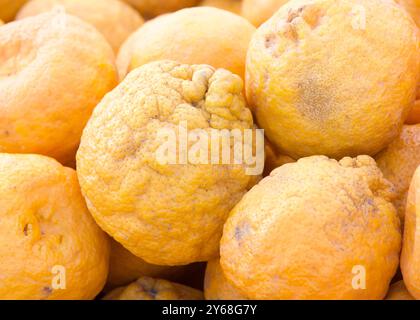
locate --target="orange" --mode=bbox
[104,277,204,300]
[77,60,258,266]
[0,0,27,21]
[395,0,420,26]
[17,0,144,53]
[204,259,248,300]
[376,124,420,221]
[406,86,420,124]
[246,0,419,160]
[385,280,415,300]
[220,156,401,299]
[242,0,289,26]
[401,166,420,299]
[200,0,242,14]
[107,239,198,289]
[116,7,255,80]
[0,11,117,165]
[123,0,199,19]
[0,154,110,300]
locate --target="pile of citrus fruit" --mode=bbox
[0,0,419,300]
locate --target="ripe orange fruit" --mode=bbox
[104,277,204,300]
[221,156,401,299]
[395,0,420,26]
[200,0,242,14]
[401,165,420,299]
[123,0,199,19]
[107,239,198,289]
[116,7,255,80]
[376,124,420,221]
[77,60,258,266]
[246,0,419,159]
[0,0,27,21]
[406,87,420,124]
[0,154,110,299]
[0,11,117,165]
[241,0,289,26]
[204,259,248,300]
[17,0,144,53]
[385,280,415,300]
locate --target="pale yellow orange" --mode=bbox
[200,0,241,14]
[204,259,248,300]
[242,0,289,26]
[17,0,144,52]
[77,60,257,266]
[401,166,420,299]
[117,7,255,80]
[221,156,401,299]
[124,0,199,19]
[246,0,419,159]
[376,124,420,221]
[0,154,110,300]
[0,11,117,165]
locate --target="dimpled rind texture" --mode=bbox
[401,166,420,299]
[220,155,401,300]
[204,259,248,300]
[116,7,256,80]
[17,0,144,52]
[123,0,199,19]
[246,0,420,159]
[104,277,204,300]
[0,11,118,165]
[77,60,257,266]
[0,154,110,300]
[376,124,420,221]
[385,281,415,300]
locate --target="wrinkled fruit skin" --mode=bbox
[401,166,420,299]
[221,155,401,300]
[77,60,258,266]
[204,259,248,300]
[246,0,419,159]
[16,0,144,53]
[103,277,204,300]
[0,11,118,165]
[385,281,415,300]
[376,124,420,221]
[116,7,255,80]
[0,154,110,300]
